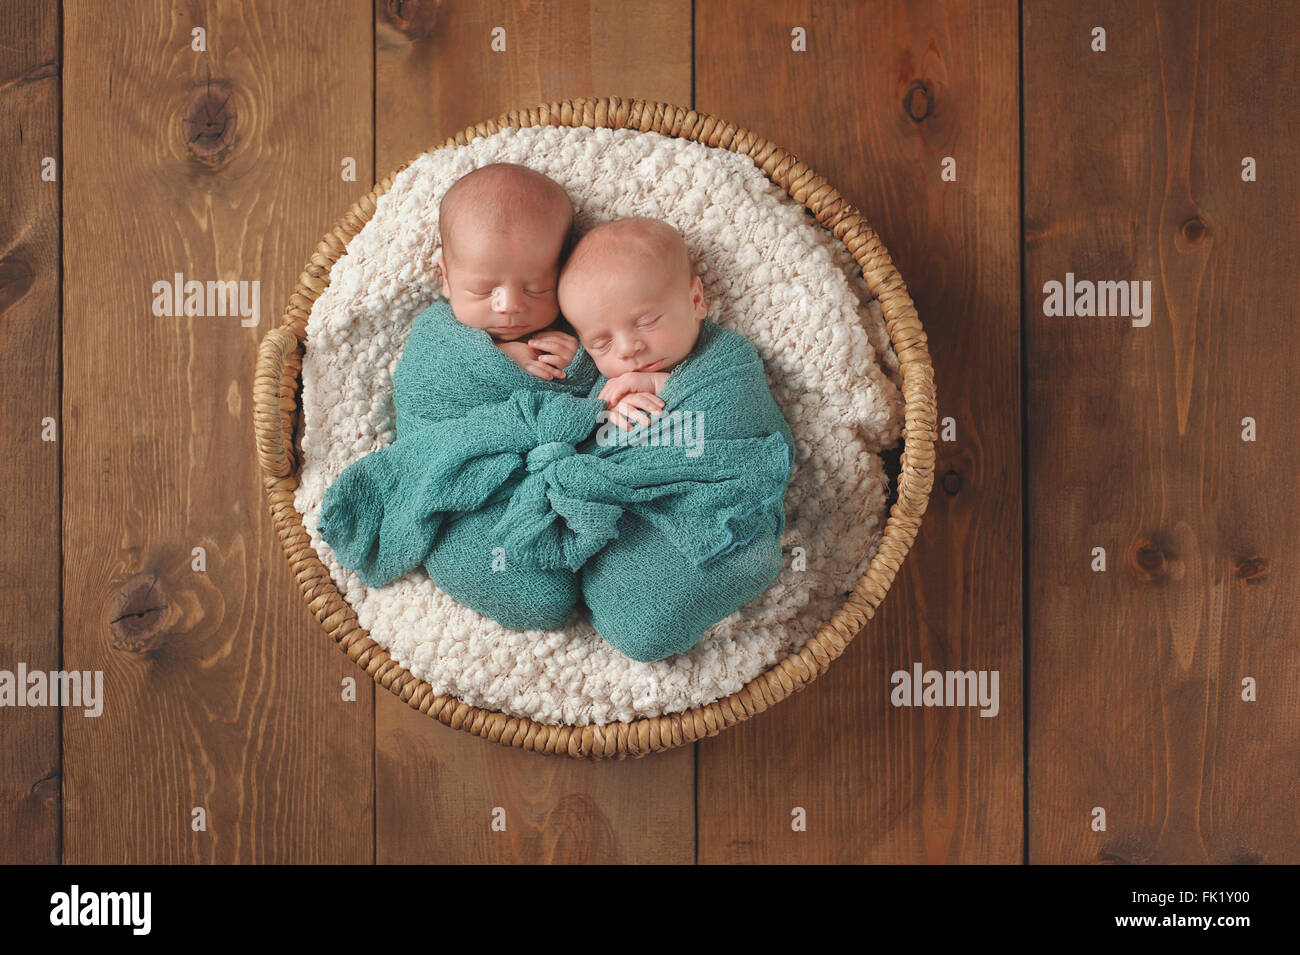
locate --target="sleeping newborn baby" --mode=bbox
[556,217,797,662]
[319,162,600,626]
[408,162,605,627]
[395,162,597,430]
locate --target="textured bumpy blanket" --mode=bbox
[318,303,795,660]
[316,297,598,587]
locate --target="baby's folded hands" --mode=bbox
[526,329,579,371]
[498,339,567,380]
[598,371,670,430]
[497,329,579,381]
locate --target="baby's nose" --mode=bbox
[490,286,525,313]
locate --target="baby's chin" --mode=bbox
[486,327,534,342]
[459,317,555,341]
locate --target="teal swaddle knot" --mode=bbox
[526,440,577,472]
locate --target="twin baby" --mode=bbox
[401,162,793,662]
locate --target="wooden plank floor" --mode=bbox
[0,0,1294,864]
[1025,0,1300,864]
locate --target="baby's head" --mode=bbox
[436,163,575,342]
[556,217,706,378]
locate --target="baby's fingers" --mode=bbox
[598,382,629,405]
[623,392,665,415]
[526,360,559,380]
[614,401,652,428]
[536,352,567,371]
[530,330,576,348]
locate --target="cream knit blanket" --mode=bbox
[294,124,904,726]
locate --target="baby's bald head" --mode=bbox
[558,217,707,378]
[435,164,575,341]
[558,216,693,298]
[438,162,575,269]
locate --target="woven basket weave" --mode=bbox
[252,96,936,760]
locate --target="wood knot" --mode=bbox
[1098,833,1154,865]
[109,572,172,654]
[1136,544,1165,572]
[183,79,236,164]
[384,0,441,41]
[1180,216,1206,242]
[1131,537,1171,583]
[28,767,59,802]
[0,256,35,315]
[1235,555,1269,582]
[1174,215,1211,255]
[941,468,962,495]
[903,80,934,123]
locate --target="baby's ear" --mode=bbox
[691,274,707,316]
[432,247,448,295]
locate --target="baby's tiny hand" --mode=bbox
[526,330,579,373]
[606,392,665,430]
[597,372,669,408]
[498,339,565,380]
[598,372,670,430]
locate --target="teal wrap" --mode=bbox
[319,301,795,660]
[317,298,598,602]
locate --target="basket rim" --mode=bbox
[252,95,936,760]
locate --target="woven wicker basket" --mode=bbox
[253,96,935,760]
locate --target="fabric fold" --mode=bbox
[493,427,794,572]
[319,388,608,588]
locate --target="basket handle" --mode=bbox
[254,325,302,479]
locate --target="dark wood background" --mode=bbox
[1,0,1294,864]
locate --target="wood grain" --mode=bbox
[60,0,374,862]
[0,0,60,865]
[1025,0,1300,862]
[372,0,695,864]
[696,0,1023,863]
